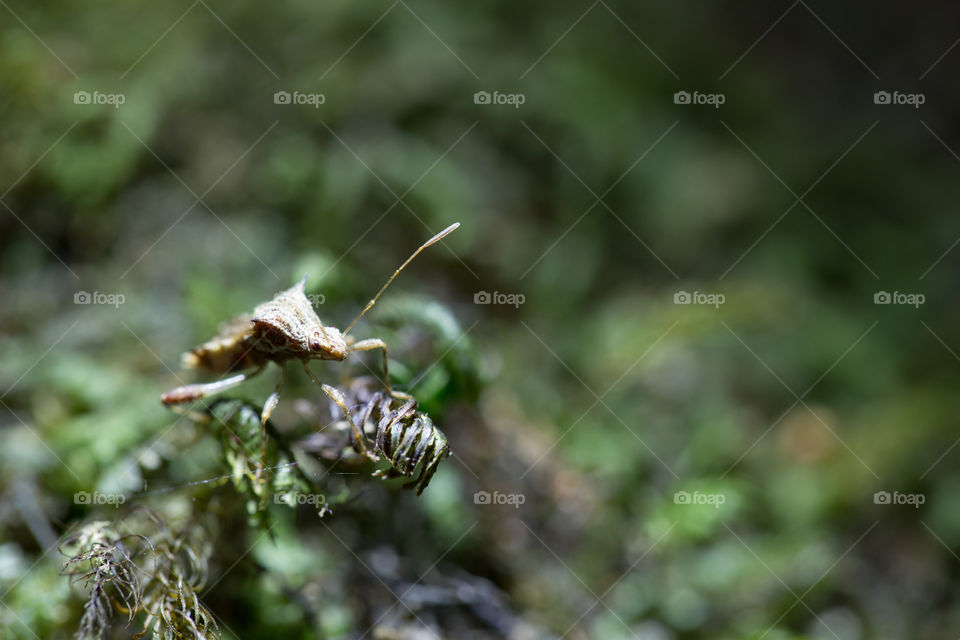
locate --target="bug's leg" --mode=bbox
[323,383,376,460]
[303,362,375,459]
[257,366,287,481]
[347,338,413,400]
[161,365,265,405]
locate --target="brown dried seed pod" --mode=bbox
[338,383,450,495]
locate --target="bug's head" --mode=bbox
[309,325,347,361]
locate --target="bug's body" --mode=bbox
[249,277,348,362]
[161,223,460,474]
[180,314,264,372]
[173,277,348,379]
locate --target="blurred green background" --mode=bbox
[2,1,960,638]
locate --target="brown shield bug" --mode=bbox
[161,223,460,470]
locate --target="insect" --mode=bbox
[327,378,450,495]
[162,223,460,473]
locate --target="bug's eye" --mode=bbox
[309,330,324,352]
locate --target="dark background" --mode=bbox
[2,2,960,638]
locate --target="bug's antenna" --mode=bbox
[343,223,460,336]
